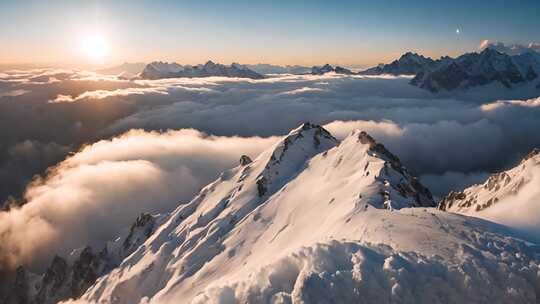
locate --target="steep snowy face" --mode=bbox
[79,123,337,302]
[140,61,264,80]
[439,149,540,214]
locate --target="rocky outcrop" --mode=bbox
[4,213,157,304]
[239,155,252,166]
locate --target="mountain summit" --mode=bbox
[63,124,540,304]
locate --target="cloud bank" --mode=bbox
[0,129,277,271]
[0,69,540,272]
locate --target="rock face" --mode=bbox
[3,213,157,304]
[311,64,354,75]
[140,60,264,80]
[439,149,540,213]
[360,52,436,75]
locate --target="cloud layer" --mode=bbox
[0,129,277,271]
[1,69,540,271]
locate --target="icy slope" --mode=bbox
[79,125,540,304]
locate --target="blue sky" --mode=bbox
[1,0,539,66]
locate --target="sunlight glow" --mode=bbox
[80,33,109,62]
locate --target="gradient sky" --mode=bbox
[1,0,539,67]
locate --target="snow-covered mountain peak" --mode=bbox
[76,125,540,304]
[270,122,337,162]
[256,122,338,197]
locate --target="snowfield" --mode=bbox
[66,124,540,304]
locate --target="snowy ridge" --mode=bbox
[439,149,540,214]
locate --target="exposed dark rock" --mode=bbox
[256,177,267,197]
[239,155,253,166]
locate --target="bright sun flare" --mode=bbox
[80,33,109,61]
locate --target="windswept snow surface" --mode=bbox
[79,125,540,304]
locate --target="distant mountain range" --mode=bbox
[244,63,311,74]
[140,61,265,80]
[361,48,540,92]
[105,45,540,93]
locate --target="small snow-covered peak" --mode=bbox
[256,122,338,196]
[266,122,337,166]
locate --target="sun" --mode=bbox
[80,33,109,62]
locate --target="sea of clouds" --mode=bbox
[1,68,540,271]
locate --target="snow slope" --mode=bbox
[75,124,540,304]
[439,149,540,239]
[439,149,540,214]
